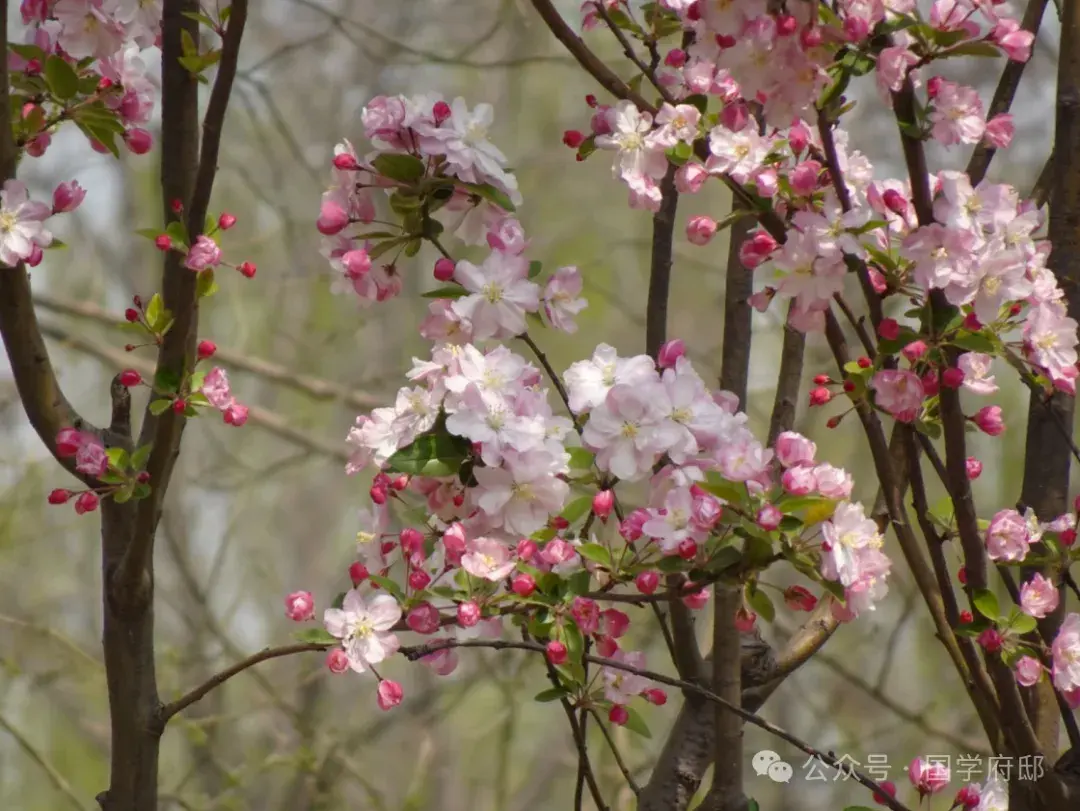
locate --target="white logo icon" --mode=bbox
[753,750,792,783]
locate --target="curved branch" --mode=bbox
[159,641,328,724]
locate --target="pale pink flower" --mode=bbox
[472,449,570,536]
[75,433,107,477]
[929,81,985,146]
[486,217,527,255]
[602,650,650,704]
[53,0,124,59]
[323,591,402,673]
[594,100,668,181]
[876,45,919,97]
[0,179,52,266]
[814,464,854,500]
[821,501,883,586]
[651,103,701,147]
[708,126,769,184]
[543,266,588,333]
[986,508,1031,562]
[1020,573,1060,619]
[871,370,924,423]
[461,537,517,581]
[452,251,540,340]
[564,344,657,413]
[1053,613,1080,694]
[983,114,1014,149]
[991,19,1034,62]
[774,431,816,468]
[582,383,682,481]
[958,353,998,395]
[1015,656,1043,687]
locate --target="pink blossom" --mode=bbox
[657,339,686,369]
[486,217,527,254]
[326,648,350,674]
[185,236,222,271]
[686,215,718,246]
[284,591,315,622]
[991,19,1034,62]
[461,537,517,581]
[543,265,588,334]
[774,431,816,467]
[602,650,650,704]
[1052,613,1080,694]
[986,508,1031,562]
[966,457,983,480]
[1015,656,1043,687]
[1020,573,1060,619]
[452,251,540,340]
[0,179,52,266]
[908,756,950,796]
[377,679,404,710]
[958,353,998,395]
[75,434,108,477]
[929,80,985,146]
[781,464,816,495]
[871,370,924,423]
[876,45,919,97]
[973,405,1005,436]
[52,180,85,213]
[675,162,708,194]
[323,591,401,673]
[983,114,1014,149]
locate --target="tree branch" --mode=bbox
[159,642,328,723]
[402,637,913,811]
[120,1,249,601]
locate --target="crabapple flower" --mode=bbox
[820,501,884,587]
[542,266,588,333]
[452,250,540,340]
[958,353,998,395]
[185,235,222,271]
[377,679,404,710]
[323,591,402,674]
[284,591,315,621]
[774,432,816,468]
[602,650,650,704]
[908,756,950,796]
[1052,613,1080,694]
[472,449,570,536]
[1020,573,1059,619]
[56,428,108,478]
[583,383,682,481]
[564,344,657,413]
[461,537,517,581]
[0,180,52,267]
[973,405,1005,436]
[1015,656,1043,687]
[986,508,1032,562]
[871,370,924,423]
[594,100,668,182]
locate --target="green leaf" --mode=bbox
[112,483,135,504]
[941,42,1002,59]
[562,621,585,664]
[105,447,130,471]
[368,237,408,261]
[700,473,745,504]
[461,181,516,212]
[528,260,543,279]
[153,368,182,395]
[165,220,190,247]
[196,269,219,299]
[145,293,164,331]
[372,153,426,183]
[421,285,466,299]
[44,56,79,100]
[561,495,593,525]
[293,627,338,645]
[973,588,1000,621]
[149,399,172,416]
[180,28,198,57]
[665,141,693,166]
[1011,613,1037,635]
[576,543,613,570]
[367,575,405,601]
[135,228,163,241]
[534,687,570,703]
[568,447,595,469]
[566,569,592,596]
[745,583,775,623]
[952,330,995,353]
[621,705,652,738]
[386,421,472,477]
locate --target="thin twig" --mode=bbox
[588,707,641,795]
[0,711,94,811]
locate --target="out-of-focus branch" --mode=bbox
[38,321,350,462]
[766,307,805,445]
[31,293,384,410]
[158,642,327,724]
[965,0,1050,185]
[0,711,93,811]
[404,637,913,811]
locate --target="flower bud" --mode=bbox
[326,648,349,674]
[377,679,404,710]
[636,570,660,595]
[74,491,99,514]
[457,601,481,628]
[284,590,315,622]
[407,602,440,635]
[592,489,615,520]
[609,704,629,725]
[47,488,72,505]
[546,640,568,665]
[657,338,686,369]
[511,574,536,597]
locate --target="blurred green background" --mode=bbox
[0,0,1066,808]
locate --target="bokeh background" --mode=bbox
[0,0,1066,808]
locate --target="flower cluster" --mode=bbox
[16,0,163,157]
[297,94,892,718]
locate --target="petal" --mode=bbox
[323,608,349,639]
[342,588,366,615]
[367,593,402,630]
